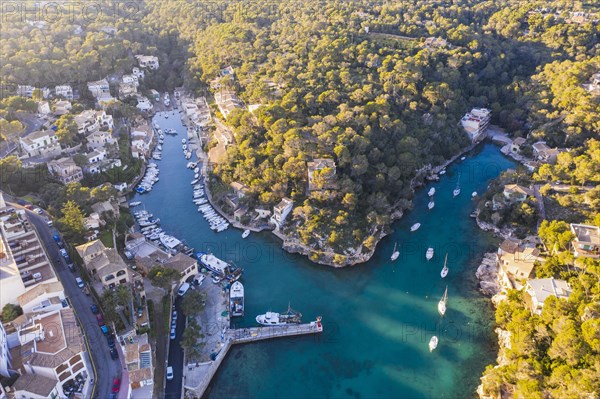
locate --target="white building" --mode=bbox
[130,125,154,159]
[132,67,145,79]
[19,130,60,158]
[135,55,159,70]
[37,101,51,115]
[0,323,11,378]
[87,79,114,105]
[47,157,84,184]
[460,108,491,143]
[54,85,73,100]
[17,85,49,99]
[87,130,116,150]
[136,95,153,112]
[74,110,100,135]
[270,197,293,229]
[53,100,72,116]
[526,278,572,314]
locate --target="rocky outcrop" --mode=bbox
[476,252,501,296]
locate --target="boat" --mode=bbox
[472,191,477,197]
[160,234,181,250]
[426,247,434,260]
[441,253,449,278]
[453,173,461,197]
[242,229,250,239]
[461,156,466,160]
[196,252,242,281]
[191,179,198,185]
[439,169,446,175]
[428,187,435,196]
[438,286,448,316]
[428,200,435,210]
[256,303,302,326]
[429,336,438,352]
[182,144,187,150]
[129,201,141,207]
[390,242,399,261]
[410,223,421,232]
[194,167,200,173]
[230,281,244,317]
[182,138,187,144]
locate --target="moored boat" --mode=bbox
[440,253,449,278]
[129,201,142,207]
[438,285,448,316]
[428,187,435,196]
[429,336,438,352]
[230,281,244,317]
[410,223,421,232]
[242,229,250,239]
[256,303,302,326]
[390,242,399,261]
[426,247,434,260]
[453,173,461,197]
[428,200,435,210]
[196,252,242,281]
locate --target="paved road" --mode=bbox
[18,205,122,399]
[165,297,185,399]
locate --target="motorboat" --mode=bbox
[428,201,435,210]
[438,286,448,316]
[191,179,198,185]
[472,191,478,197]
[441,253,449,278]
[390,242,399,261]
[428,187,435,196]
[182,138,187,144]
[129,201,141,207]
[426,247,434,261]
[429,336,438,352]
[410,223,421,232]
[461,156,466,160]
[439,170,446,175]
[229,281,244,317]
[242,229,250,239]
[256,304,302,326]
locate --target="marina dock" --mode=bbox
[183,320,323,397]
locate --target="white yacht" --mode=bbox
[230,281,244,317]
[160,234,181,250]
[439,169,446,175]
[390,242,399,261]
[242,229,250,239]
[438,286,448,316]
[182,138,187,144]
[429,336,438,352]
[472,191,478,198]
[440,253,449,278]
[426,247,434,261]
[129,201,141,207]
[428,200,435,210]
[410,223,421,232]
[256,304,302,326]
[428,187,435,196]
[461,156,466,160]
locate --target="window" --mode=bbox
[116,270,126,277]
[105,274,115,281]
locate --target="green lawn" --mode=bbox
[99,230,114,247]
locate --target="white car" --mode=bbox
[33,208,43,214]
[177,282,190,297]
[166,366,174,380]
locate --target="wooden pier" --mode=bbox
[183,319,323,397]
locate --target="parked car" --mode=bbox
[75,277,85,289]
[101,325,110,335]
[170,328,176,340]
[106,335,115,348]
[33,208,43,214]
[166,366,174,380]
[172,311,177,321]
[46,219,53,227]
[137,307,143,317]
[112,378,121,393]
[67,263,75,272]
[96,313,105,326]
[60,249,68,258]
[171,319,177,329]
[193,274,205,286]
[110,348,119,360]
[177,282,190,297]
[24,204,33,210]
[90,304,99,314]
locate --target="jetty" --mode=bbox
[183,319,323,397]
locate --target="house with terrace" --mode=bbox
[53,100,72,116]
[47,157,83,184]
[496,238,543,289]
[54,85,73,100]
[75,240,130,289]
[135,55,159,70]
[532,142,560,164]
[460,108,491,143]
[74,110,100,135]
[570,223,600,259]
[19,130,60,158]
[525,278,572,314]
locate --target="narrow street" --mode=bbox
[16,205,122,399]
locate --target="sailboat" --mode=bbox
[429,336,439,352]
[453,173,461,197]
[440,253,449,278]
[390,243,400,261]
[438,286,448,316]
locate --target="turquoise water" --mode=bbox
[137,112,516,399]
